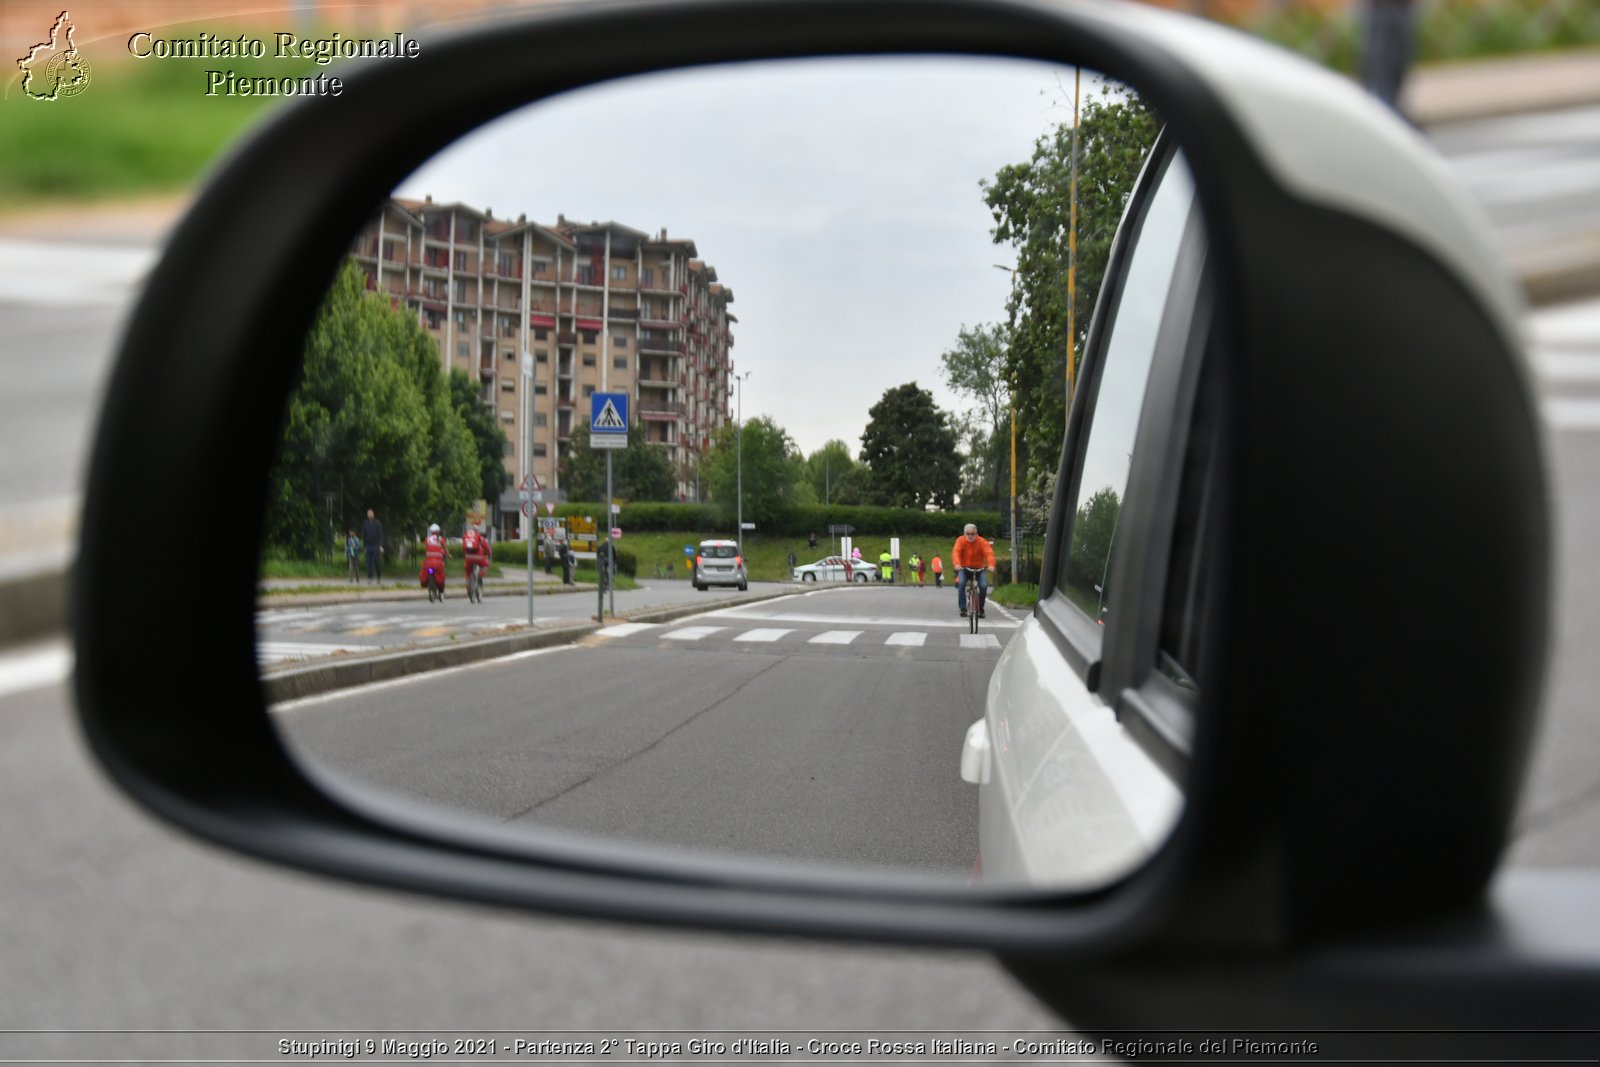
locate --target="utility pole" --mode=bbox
[735,370,751,556]
[993,264,1021,585]
[1068,65,1081,411]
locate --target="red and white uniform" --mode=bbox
[462,529,489,577]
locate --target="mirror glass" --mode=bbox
[258,55,1195,890]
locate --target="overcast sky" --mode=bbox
[396,56,1100,459]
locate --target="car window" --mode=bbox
[702,545,737,559]
[1059,152,1196,622]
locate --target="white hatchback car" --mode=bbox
[693,539,748,591]
[791,555,873,583]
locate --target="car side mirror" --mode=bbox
[73,0,1595,1037]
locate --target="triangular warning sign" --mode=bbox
[594,398,626,430]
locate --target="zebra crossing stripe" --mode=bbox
[592,623,659,638]
[809,630,862,645]
[663,626,726,641]
[959,634,1001,650]
[732,628,793,642]
[885,632,927,647]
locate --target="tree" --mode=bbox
[941,323,1020,511]
[265,261,479,556]
[559,422,679,503]
[981,84,1160,490]
[1064,485,1121,604]
[804,439,860,505]
[700,415,806,525]
[447,369,511,508]
[858,382,962,509]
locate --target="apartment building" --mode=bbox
[350,196,735,535]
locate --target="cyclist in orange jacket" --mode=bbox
[951,522,996,618]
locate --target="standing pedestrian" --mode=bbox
[931,553,943,589]
[787,549,797,569]
[361,508,384,581]
[878,548,893,584]
[909,552,924,587]
[808,531,818,550]
[345,528,362,583]
[1360,0,1416,112]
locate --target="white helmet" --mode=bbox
[428,523,441,534]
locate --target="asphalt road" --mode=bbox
[272,586,1018,876]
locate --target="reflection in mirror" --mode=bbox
[257,56,1196,891]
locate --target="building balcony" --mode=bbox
[639,402,686,420]
[557,331,577,346]
[608,307,640,320]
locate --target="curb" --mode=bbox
[259,586,799,704]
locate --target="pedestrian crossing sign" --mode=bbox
[591,392,629,434]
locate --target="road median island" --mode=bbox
[261,586,801,703]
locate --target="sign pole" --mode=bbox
[606,451,615,619]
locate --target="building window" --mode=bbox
[501,378,515,392]
[534,443,548,457]
[582,354,596,367]
[424,310,443,329]
[457,342,470,357]
[497,253,516,275]
[612,266,627,280]
[381,239,397,261]
[580,330,597,344]
[576,265,596,285]
[500,409,514,423]
[582,384,595,397]
[535,350,549,363]
[453,279,467,302]
[532,260,548,275]
[613,356,627,370]
[534,328,548,341]
[454,309,466,325]
[504,349,516,361]
[535,413,548,427]
[454,251,467,271]
[614,335,627,348]
[535,383,547,395]
[502,439,514,456]
[641,267,654,287]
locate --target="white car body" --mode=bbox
[791,555,873,583]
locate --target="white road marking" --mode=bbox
[704,607,1017,630]
[1531,351,1600,382]
[733,628,793,643]
[590,623,659,639]
[809,630,862,645]
[0,641,72,699]
[270,647,570,712]
[1542,398,1600,431]
[663,626,726,641]
[960,633,1002,650]
[885,632,927,647]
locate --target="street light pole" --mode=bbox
[735,370,751,556]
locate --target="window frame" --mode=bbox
[1036,133,1207,710]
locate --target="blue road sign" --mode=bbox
[591,392,629,435]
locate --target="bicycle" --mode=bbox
[466,561,483,603]
[958,566,988,634]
